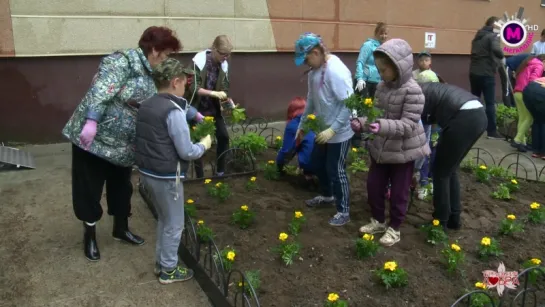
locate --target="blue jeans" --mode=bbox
[469,74,497,135]
[311,139,351,214]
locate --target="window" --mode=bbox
[542,0,545,7]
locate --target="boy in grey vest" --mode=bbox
[135,58,212,284]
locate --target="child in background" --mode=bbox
[414,70,441,200]
[351,38,430,246]
[135,58,212,284]
[412,51,439,81]
[276,97,315,179]
[511,54,545,153]
[293,32,354,227]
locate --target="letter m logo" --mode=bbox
[506,27,522,41]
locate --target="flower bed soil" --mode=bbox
[182,149,545,306]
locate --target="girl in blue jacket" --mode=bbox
[354,22,388,98]
[276,97,315,178]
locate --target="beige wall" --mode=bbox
[2,0,545,57]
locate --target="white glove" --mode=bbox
[210,91,228,100]
[355,80,366,91]
[198,135,212,150]
[501,57,506,65]
[351,109,358,118]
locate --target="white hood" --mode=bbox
[192,49,228,73]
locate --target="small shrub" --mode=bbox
[478,237,503,260]
[355,234,380,259]
[206,181,232,202]
[528,202,545,224]
[231,205,255,229]
[215,246,236,272]
[521,258,544,285]
[499,214,524,236]
[375,261,408,289]
[475,165,490,183]
[231,133,268,156]
[421,219,448,245]
[263,160,280,180]
[491,183,511,200]
[238,270,261,298]
[185,198,197,218]
[324,293,348,307]
[288,211,306,236]
[273,232,300,266]
[196,220,214,242]
[442,242,465,275]
[245,176,258,191]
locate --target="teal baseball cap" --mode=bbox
[294,32,323,66]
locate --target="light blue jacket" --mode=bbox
[355,38,381,83]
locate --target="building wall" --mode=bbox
[0,0,544,143]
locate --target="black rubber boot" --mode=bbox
[447,215,461,230]
[84,222,100,262]
[112,216,145,246]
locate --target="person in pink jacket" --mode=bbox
[512,54,545,152]
[351,38,430,246]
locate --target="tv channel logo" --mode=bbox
[496,11,539,53]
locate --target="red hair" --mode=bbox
[287,97,306,122]
[138,26,182,55]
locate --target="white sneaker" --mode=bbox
[417,188,428,200]
[379,227,400,246]
[358,218,387,234]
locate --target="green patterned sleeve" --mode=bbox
[84,53,130,121]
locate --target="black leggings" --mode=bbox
[71,144,133,223]
[194,116,230,177]
[523,82,545,154]
[432,107,487,223]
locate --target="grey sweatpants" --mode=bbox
[141,175,184,271]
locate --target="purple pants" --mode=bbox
[367,159,414,230]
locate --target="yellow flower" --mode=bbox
[475,282,487,289]
[198,220,204,225]
[276,136,282,141]
[432,219,440,226]
[204,116,215,122]
[192,126,196,130]
[363,234,374,241]
[268,160,275,165]
[327,293,339,302]
[204,179,212,184]
[511,179,518,185]
[250,176,257,182]
[238,282,243,287]
[241,205,248,211]
[364,98,373,106]
[384,261,397,271]
[481,237,491,246]
[279,232,288,241]
[215,182,222,188]
[226,251,236,261]
[186,199,194,204]
[506,214,516,220]
[294,211,303,219]
[307,114,316,120]
[352,147,358,153]
[451,244,461,252]
[479,165,487,170]
[530,202,540,210]
[531,258,541,265]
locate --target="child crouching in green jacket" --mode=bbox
[135,58,212,284]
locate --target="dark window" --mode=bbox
[542,0,545,7]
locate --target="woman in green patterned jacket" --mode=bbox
[62,26,182,262]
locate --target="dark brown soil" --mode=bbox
[183,148,545,307]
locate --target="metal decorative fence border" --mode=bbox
[450,267,545,307]
[139,179,261,307]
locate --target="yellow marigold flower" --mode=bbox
[294,211,303,219]
[451,244,461,252]
[186,199,194,204]
[327,293,339,302]
[530,202,540,210]
[215,182,222,188]
[204,179,212,184]
[481,237,491,246]
[238,282,243,287]
[226,251,236,261]
[352,147,358,152]
[198,220,204,225]
[276,136,282,140]
[432,219,440,226]
[384,261,397,271]
[204,116,215,122]
[267,160,275,165]
[531,258,541,265]
[511,179,518,185]
[250,176,257,182]
[241,205,248,211]
[475,282,487,289]
[506,214,516,220]
[192,126,196,130]
[363,234,374,241]
[279,232,288,241]
[307,114,316,120]
[479,165,487,170]
[364,98,373,106]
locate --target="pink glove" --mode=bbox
[350,119,361,133]
[80,119,98,150]
[369,123,380,134]
[195,112,204,123]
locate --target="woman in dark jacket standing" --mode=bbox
[523,78,545,158]
[186,35,233,178]
[418,83,487,230]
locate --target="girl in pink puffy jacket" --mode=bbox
[511,54,545,153]
[351,38,430,246]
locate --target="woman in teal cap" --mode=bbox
[294,32,354,226]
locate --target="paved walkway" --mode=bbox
[0,143,210,307]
